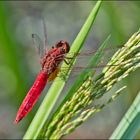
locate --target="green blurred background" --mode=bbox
[0,1,140,139]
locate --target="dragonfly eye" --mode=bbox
[55,40,70,53]
[61,48,65,52]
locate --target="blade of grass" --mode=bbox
[110,92,140,139]
[23,1,102,139]
[104,1,125,44]
[0,3,26,99]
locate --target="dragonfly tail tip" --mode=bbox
[14,118,19,124]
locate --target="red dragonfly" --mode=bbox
[15,21,72,123]
[14,21,119,124]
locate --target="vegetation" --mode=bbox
[0,1,140,139]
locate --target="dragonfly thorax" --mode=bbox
[41,41,70,75]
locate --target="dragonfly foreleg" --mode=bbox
[55,56,72,65]
[64,56,74,65]
[54,54,74,65]
[55,58,70,65]
[64,59,70,65]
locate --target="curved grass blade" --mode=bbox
[110,92,140,139]
[23,1,102,139]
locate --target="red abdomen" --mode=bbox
[15,71,48,123]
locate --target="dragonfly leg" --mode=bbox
[64,59,70,65]
[59,71,67,81]
[65,56,73,59]
[55,53,75,64]
[55,56,71,65]
[64,56,74,65]
[55,55,74,65]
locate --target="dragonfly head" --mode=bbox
[55,40,70,54]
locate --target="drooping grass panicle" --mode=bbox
[53,86,127,139]
[42,30,140,139]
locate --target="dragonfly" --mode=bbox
[14,21,120,124]
[14,21,72,123]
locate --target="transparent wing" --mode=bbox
[42,18,48,49]
[32,33,45,58]
[66,45,122,58]
[48,53,140,82]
